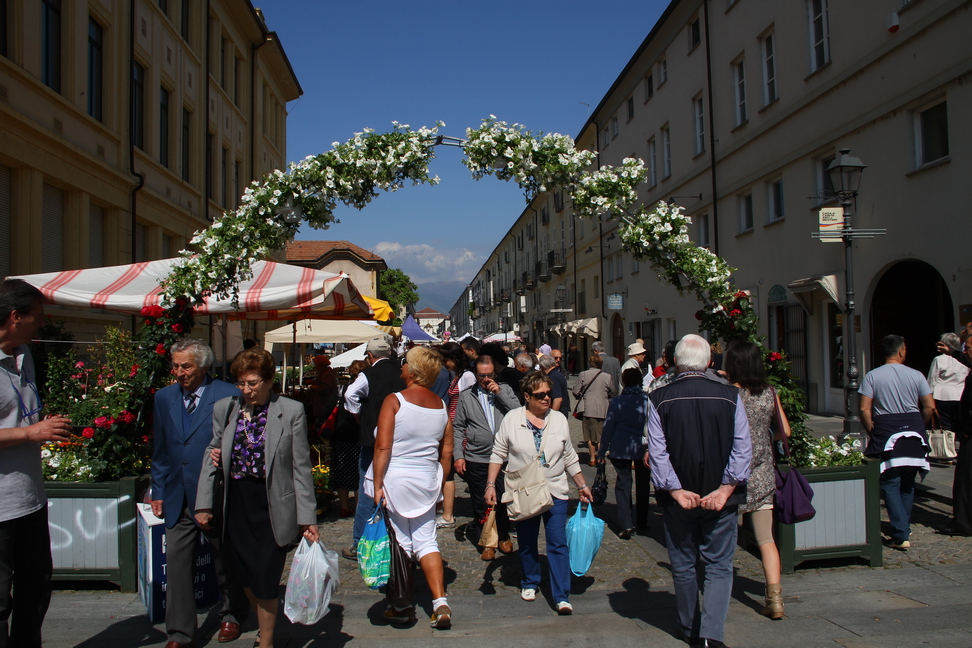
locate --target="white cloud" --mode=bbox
[374,241,483,284]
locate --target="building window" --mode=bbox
[689,17,701,50]
[733,58,747,125]
[616,255,623,280]
[42,0,62,92]
[817,153,836,201]
[762,31,777,104]
[626,96,634,121]
[611,115,619,138]
[553,190,564,212]
[916,100,948,166]
[739,192,754,231]
[644,73,654,102]
[697,213,710,247]
[89,203,104,267]
[160,87,170,168]
[181,108,191,182]
[206,133,214,200]
[233,159,240,208]
[693,95,705,155]
[600,127,610,149]
[42,183,63,272]
[661,126,671,178]
[180,0,190,41]
[87,18,103,122]
[659,59,668,85]
[132,62,145,150]
[234,56,242,106]
[808,0,830,72]
[158,0,168,14]
[768,178,784,221]
[220,35,227,88]
[647,137,657,187]
[221,147,228,206]
[593,276,599,300]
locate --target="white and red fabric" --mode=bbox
[12,259,373,320]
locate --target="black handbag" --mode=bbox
[591,464,608,506]
[381,504,414,604]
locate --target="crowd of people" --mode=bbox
[4,263,972,648]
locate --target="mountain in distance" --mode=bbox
[415,281,467,316]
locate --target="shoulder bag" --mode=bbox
[928,411,958,461]
[771,388,816,525]
[572,371,602,421]
[502,419,554,521]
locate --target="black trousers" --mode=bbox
[462,461,510,541]
[635,460,652,528]
[0,507,52,648]
[165,506,248,644]
[611,459,652,530]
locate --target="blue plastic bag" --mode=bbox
[357,508,390,589]
[566,503,605,576]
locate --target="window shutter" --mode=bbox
[89,203,104,267]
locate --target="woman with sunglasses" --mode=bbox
[485,371,592,615]
[196,348,318,648]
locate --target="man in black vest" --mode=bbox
[646,334,752,648]
[343,337,405,560]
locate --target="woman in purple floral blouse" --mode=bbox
[196,348,318,648]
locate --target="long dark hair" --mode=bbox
[723,340,768,395]
[438,342,468,377]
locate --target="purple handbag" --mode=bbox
[772,388,816,525]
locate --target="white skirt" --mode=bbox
[364,458,443,518]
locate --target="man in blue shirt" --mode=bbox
[646,334,752,648]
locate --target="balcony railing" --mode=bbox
[549,249,566,274]
[536,260,551,282]
[522,271,534,289]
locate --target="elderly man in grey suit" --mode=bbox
[453,355,519,560]
[150,339,246,648]
[593,340,622,393]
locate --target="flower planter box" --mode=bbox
[740,459,883,573]
[45,475,149,592]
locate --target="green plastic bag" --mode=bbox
[357,507,390,589]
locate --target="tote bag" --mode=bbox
[502,423,553,521]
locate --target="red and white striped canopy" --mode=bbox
[12,258,374,321]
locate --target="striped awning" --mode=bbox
[12,258,374,321]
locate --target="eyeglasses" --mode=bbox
[476,373,495,379]
[528,391,552,400]
[234,379,264,390]
[7,373,42,419]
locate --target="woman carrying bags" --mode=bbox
[723,341,791,619]
[486,372,593,615]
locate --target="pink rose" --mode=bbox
[82,428,95,439]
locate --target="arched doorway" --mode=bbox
[611,313,625,360]
[870,259,953,373]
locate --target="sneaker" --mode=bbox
[556,601,573,615]
[888,539,911,549]
[430,604,452,629]
[435,515,456,529]
[520,588,536,602]
[341,545,357,561]
[383,605,416,625]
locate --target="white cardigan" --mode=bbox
[489,406,582,500]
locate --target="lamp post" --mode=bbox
[825,149,867,438]
[555,283,568,350]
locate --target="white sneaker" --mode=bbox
[435,515,455,529]
[556,601,573,615]
[520,588,536,602]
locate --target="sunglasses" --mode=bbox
[528,391,552,400]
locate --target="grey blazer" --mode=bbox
[453,384,520,463]
[196,393,317,547]
[573,369,618,419]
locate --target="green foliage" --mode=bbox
[379,268,419,319]
[28,316,76,390]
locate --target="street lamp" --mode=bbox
[826,149,867,437]
[555,283,568,348]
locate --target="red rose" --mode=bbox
[171,323,184,333]
[768,352,782,362]
[119,410,136,424]
[695,310,704,320]
[730,309,742,317]
[140,306,152,317]
[141,435,150,443]
[152,305,166,317]
[94,416,112,429]
[735,290,747,298]
[82,427,95,439]
[155,343,167,355]
[175,297,188,307]
[129,364,140,378]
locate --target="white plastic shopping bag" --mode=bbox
[284,538,340,625]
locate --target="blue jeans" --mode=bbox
[351,446,376,548]
[880,466,919,543]
[516,497,570,603]
[662,504,738,642]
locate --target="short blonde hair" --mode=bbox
[405,347,442,388]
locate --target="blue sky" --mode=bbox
[264,0,667,285]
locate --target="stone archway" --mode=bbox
[611,312,625,361]
[870,259,953,373]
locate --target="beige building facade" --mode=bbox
[0,0,300,338]
[286,240,387,300]
[452,0,971,414]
